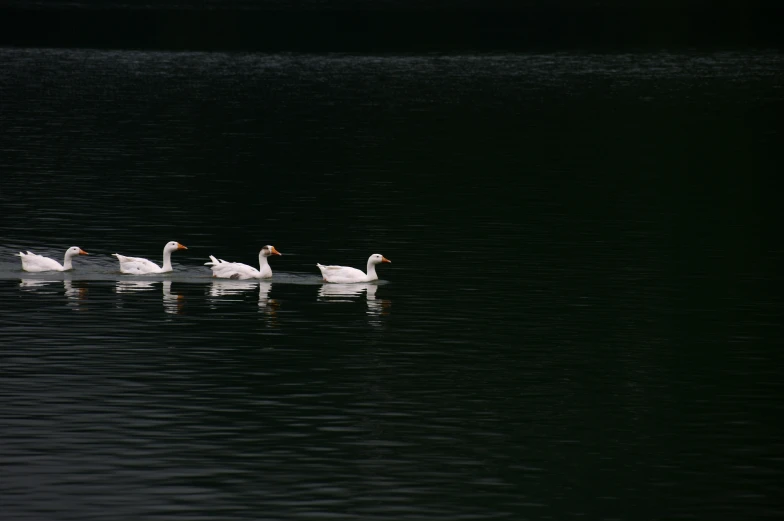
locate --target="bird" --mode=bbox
[112,241,187,274]
[317,253,390,283]
[17,246,89,272]
[205,245,282,279]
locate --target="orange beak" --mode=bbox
[382,256,391,263]
[79,249,89,255]
[270,246,282,256]
[177,243,188,250]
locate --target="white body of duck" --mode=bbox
[113,241,187,275]
[317,253,391,283]
[18,246,88,272]
[205,245,282,280]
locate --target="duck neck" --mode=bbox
[161,247,173,271]
[258,253,270,270]
[366,259,378,281]
[62,251,75,270]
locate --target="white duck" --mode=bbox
[317,253,391,283]
[205,245,282,280]
[18,246,89,272]
[113,241,188,275]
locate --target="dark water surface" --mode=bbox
[1,48,782,520]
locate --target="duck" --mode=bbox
[205,245,282,279]
[17,246,89,272]
[317,253,390,283]
[113,241,187,275]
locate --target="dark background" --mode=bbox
[2,0,783,517]
[1,0,782,52]
[1,48,782,520]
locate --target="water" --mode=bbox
[1,48,782,520]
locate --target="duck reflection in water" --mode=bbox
[20,279,59,290]
[20,278,90,310]
[115,280,185,314]
[115,280,156,293]
[63,280,89,310]
[318,283,391,322]
[208,280,279,313]
[63,280,88,301]
[208,279,257,298]
[258,281,275,311]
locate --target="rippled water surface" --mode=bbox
[1,48,782,520]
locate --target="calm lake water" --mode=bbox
[1,48,782,520]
